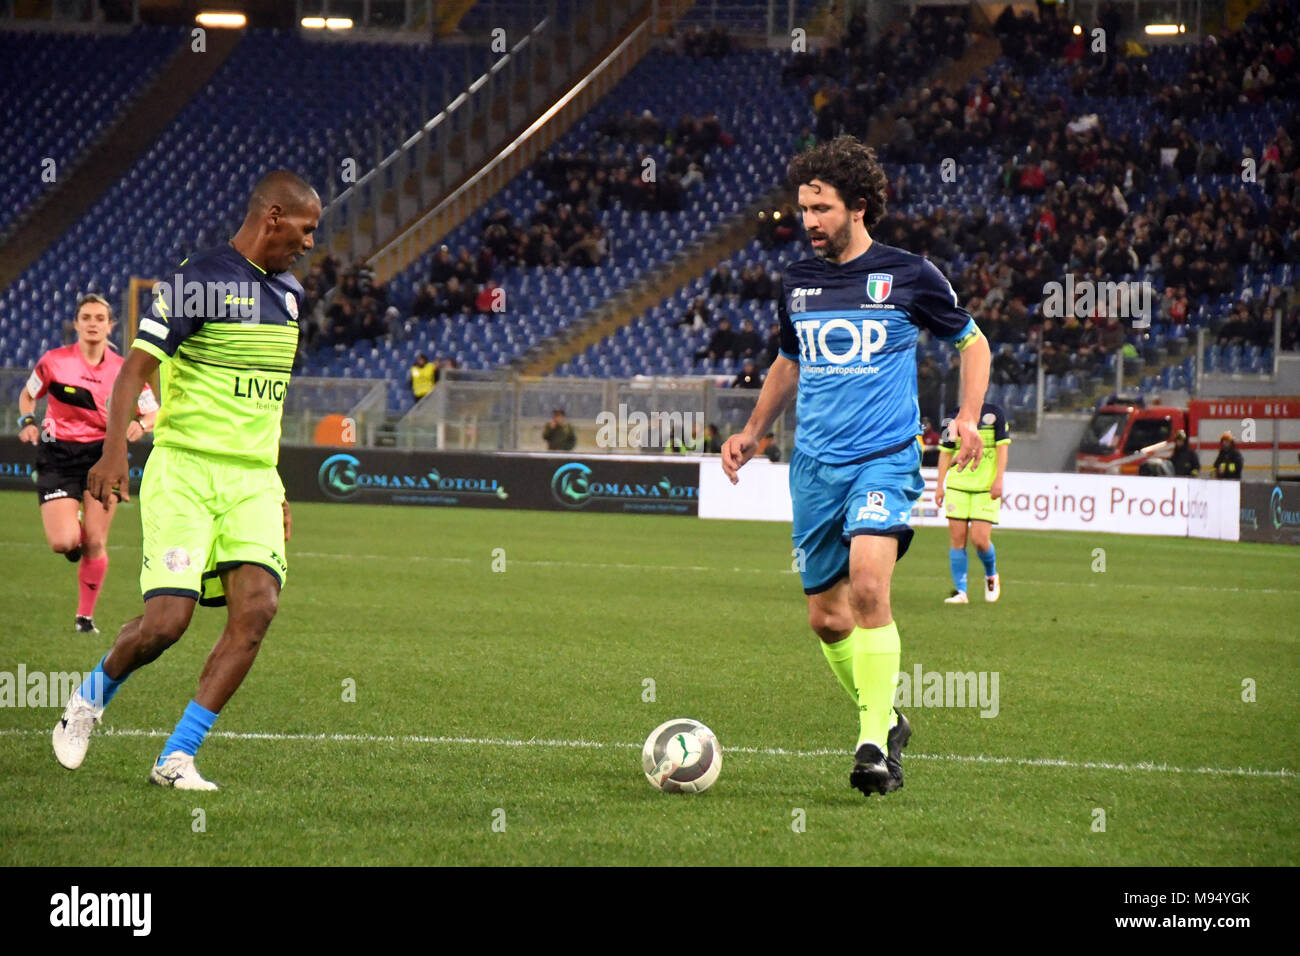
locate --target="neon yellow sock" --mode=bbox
[819,633,856,704]
[853,621,900,749]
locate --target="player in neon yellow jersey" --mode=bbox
[53,170,319,790]
[936,402,1010,604]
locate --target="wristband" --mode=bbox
[17,413,37,431]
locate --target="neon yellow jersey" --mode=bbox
[131,245,301,466]
[940,402,1010,492]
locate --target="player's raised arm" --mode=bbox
[87,347,159,506]
[721,354,799,483]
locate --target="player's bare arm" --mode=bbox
[990,443,1008,500]
[935,448,952,506]
[282,499,292,542]
[721,354,799,483]
[87,348,160,506]
[951,334,991,472]
[17,386,40,444]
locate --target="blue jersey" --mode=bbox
[778,241,980,464]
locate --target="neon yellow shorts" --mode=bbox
[944,486,1000,524]
[140,445,287,607]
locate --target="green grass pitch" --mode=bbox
[1,488,1296,865]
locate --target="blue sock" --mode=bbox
[949,548,968,593]
[978,545,997,578]
[78,655,125,709]
[159,700,218,762]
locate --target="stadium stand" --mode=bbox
[299,42,811,412]
[0,26,181,237]
[562,1,1298,427]
[2,2,1296,429]
[0,29,492,387]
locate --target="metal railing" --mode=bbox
[317,0,646,274]
[363,1,652,283]
[280,376,390,445]
[1,369,388,448]
[296,0,418,29]
[1064,0,1220,39]
[394,369,798,454]
[0,368,31,427]
[671,0,835,39]
[315,14,554,261]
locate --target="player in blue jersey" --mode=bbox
[722,137,991,797]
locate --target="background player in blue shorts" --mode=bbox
[722,136,991,796]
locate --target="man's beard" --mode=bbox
[810,220,852,260]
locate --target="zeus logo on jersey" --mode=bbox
[789,287,822,313]
[794,317,888,364]
[855,491,890,523]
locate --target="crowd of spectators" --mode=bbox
[297,2,1300,413]
[838,4,1294,376]
[295,254,400,362]
[784,7,970,145]
[664,2,1298,401]
[663,25,738,59]
[1214,280,1300,350]
[399,103,732,330]
[410,239,512,318]
[317,262,396,349]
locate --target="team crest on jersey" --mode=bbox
[866,273,893,303]
[284,292,299,320]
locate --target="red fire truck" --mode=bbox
[1076,396,1300,479]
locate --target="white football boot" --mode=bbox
[985,574,1001,603]
[52,690,103,769]
[943,590,969,604]
[149,752,219,791]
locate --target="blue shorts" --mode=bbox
[790,439,925,595]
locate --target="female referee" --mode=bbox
[17,293,157,633]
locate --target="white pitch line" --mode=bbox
[1001,578,1289,596]
[290,550,1290,593]
[291,551,778,575]
[0,727,1292,779]
[1,541,1290,592]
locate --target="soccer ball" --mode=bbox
[641,718,722,793]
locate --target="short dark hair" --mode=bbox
[248,169,319,216]
[786,136,888,230]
